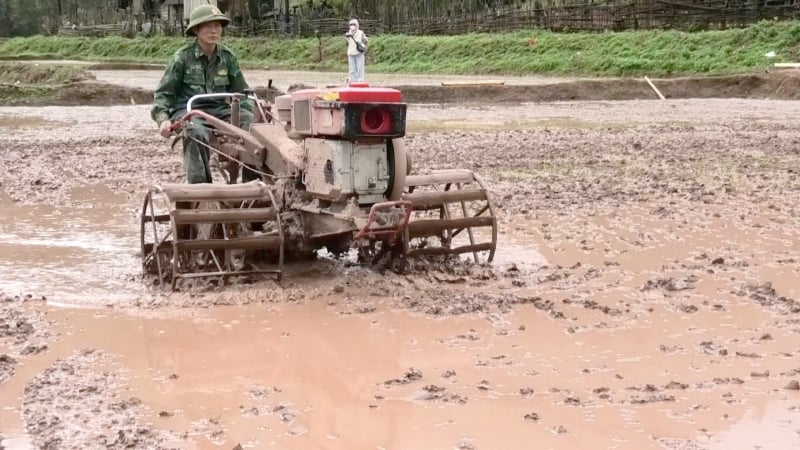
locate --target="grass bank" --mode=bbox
[1,21,800,77]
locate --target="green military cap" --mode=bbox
[186,4,230,36]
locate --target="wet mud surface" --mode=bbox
[1,68,800,449]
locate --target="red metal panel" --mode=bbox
[291,85,403,104]
[338,87,403,103]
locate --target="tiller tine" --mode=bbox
[140,181,284,290]
[402,169,497,263]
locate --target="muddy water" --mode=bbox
[2,297,798,448]
[0,184,144,304]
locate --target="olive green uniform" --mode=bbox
[151,41,254,184]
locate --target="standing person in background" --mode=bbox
[345,18,368,83]
[151,4,255,184]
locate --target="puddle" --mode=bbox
[2,303,556,449]
[0,435,35,450]
[3,300,797,449]
[708,400,800,449]
[490,241,548,267]
[0,184,144,303]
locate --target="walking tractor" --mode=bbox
[140,83,498,289]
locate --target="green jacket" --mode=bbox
[151,41,251,125]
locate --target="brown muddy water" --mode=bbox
[2,90,800,449]
[0,185,143,303]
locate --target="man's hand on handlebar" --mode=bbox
[159,120,173,139]
[160,120,184,139]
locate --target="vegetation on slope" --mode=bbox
[2,20,800,77]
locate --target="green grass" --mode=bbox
[2,20,800,77]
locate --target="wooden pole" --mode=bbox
[644,76,665,100]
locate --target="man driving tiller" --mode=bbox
[151,4,256,184]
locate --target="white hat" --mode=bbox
[349,19,359,26]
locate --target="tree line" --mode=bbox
[1,0,798,38]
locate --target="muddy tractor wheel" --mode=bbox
[140,182,284,290]
[386,138,408,201]
[140,189,174,285]
[402,170,497,264]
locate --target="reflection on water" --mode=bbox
[0,185,144,303]
[0,435,35,450]
[490,242,548,267]
[709,401,800,449]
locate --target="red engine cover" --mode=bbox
[291,83,403,104]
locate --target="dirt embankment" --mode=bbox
[399,70,800,103]
[4,61,800,106]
